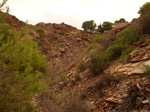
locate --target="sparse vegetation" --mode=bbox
[92,34,104,44]
[90,50,108,76]
[38,91,62,112]
[117,85,139,112]
[92,73,121,97]
[36,26,45,36]
[63,93,90,112]
[143,64,150,76]
[78,63,87,72]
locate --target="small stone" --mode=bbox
[140,54,149,61]
[106,97,119,104]
[137,84,142,90]
[117,67,128,72]
[59,47,66,53]
[70,53,73,56]
[67,72,72,77]
[129,57,139,62]
[142,99,149,104]
[136,97,144,106]
[76,38,82,41]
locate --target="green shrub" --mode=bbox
[105,27,142,61]
[92,34,104,43]
[105,45,124,61]
[115,18,128,24]
[114,27,140,48]
[138,2,150,15]
[97,21,113,33]
[36,26,45,36]
[90,50,108,76]
[0,23,48,111]
[139,11,150,34]
[143,64,150,76]
[81,44,95,56]
[82,20,96,32]
[120,48,133,60]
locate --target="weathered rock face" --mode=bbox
[111,38,150,76]
[111,23,130,34]
[33,22,94,74]
[96,37,150,111]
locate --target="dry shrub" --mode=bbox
[116,85,139,112]
[63,92,91,112]
[38,92,61,112]
[111,45,124,60]
[90,50,107,76]
[94,74,121,97]
[78,63,87,72]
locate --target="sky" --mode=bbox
[5,0,150,29]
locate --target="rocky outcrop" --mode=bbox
[36,22,77,33]
[95,37,150,111]
[0,11,25,29]
[111,38,150,76]
[33,21,94,74]
[111,23,130,34]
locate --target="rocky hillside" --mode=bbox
[34,22,94,74]
[1,11,94,74]
[2,7,150,112]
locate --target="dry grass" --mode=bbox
[63,92,91,112]
[38,92,61,112]
[116,85,139,112]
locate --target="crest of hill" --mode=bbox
[0,11,26,29]
[36,22,78,33]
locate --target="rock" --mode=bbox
[117,67,129,72]
[76,38,82,41]
[136,97,144,106]
[105,97,119,104]
[132,109,140,112]
[113,59,150,75]
[137,84,142,90]
[70,53,73,56]
[111,23,129,34]
[129,56,140,62]
[129,50,139,57]
[85,101,96,111]
[66,43,70,46]
[142,99,149,104]
[140,54,149,61]
[127,68,145,75]
[67,72,72,77]
[145,85,150,92]
[59,47,66,53]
